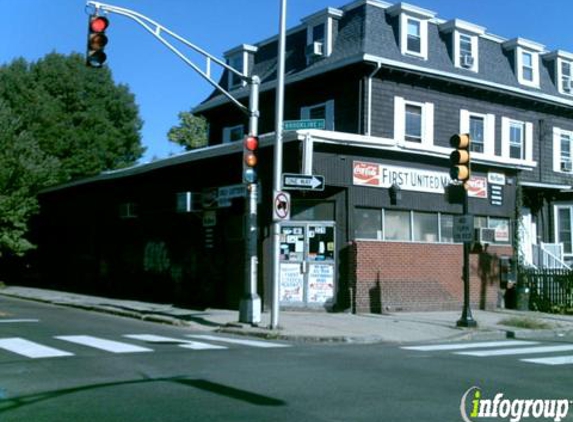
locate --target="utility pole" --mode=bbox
[271,0,287,330]
[86,1,261,324]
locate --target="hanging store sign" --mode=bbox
[353,161,451,194]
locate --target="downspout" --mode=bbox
[365,62,382,136]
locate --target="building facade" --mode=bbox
[33,0,572,313]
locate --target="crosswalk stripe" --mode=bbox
[55,335,153,353]
[0,338,73,358]
[521,355,573,366]
[456,345,573,357]
[123,334,227,350]
[402,340,538,352]
[186,334,291,348]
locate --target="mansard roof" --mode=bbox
[195,0,573,113]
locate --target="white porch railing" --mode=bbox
[531,243,571,270]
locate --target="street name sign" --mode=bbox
[283,119,325,131]
[282,173,325,191]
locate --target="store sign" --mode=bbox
[488,172,506,185]
[466,176,488,199]
[353,161,451,194]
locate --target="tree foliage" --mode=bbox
[0,101,59,256]
[0,52,145,256]
[0,52,144,181]
[168,111,208,150]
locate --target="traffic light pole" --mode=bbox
[86,1,261,324]
[457,189,477,328]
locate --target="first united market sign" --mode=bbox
[352,160,488,198]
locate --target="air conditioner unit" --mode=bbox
[475,228,496,244]
[461,54,475,68]
[306,41,324,57]
[176,192,202,213]
[561,161,573,172]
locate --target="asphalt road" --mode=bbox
[0,296,572,422]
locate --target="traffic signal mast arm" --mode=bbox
[86,1,258,122]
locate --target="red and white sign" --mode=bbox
[466,176,488,199]
[353,161,381,186]
[273,191,291,221]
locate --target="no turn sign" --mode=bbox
[273,191,291,221]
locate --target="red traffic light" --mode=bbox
[244,135,258,151]
[90,16,109,33]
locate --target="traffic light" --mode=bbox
[86,15,109,68]
[449,133,471,187]
[243,134,259,184]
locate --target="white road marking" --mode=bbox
[0,338,73,358]
[402,340,539,352]
[55,335,153,353]
[456,344,573,357]
[187,334,291,348]
[0,319,40,323]
[124,334,227,350]
[521,355,573,366]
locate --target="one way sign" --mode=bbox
[282,173,325,191]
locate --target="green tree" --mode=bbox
[0,52,145,256]
[0,52,144,182]
[0,100,60,256]
[168,111,208,150]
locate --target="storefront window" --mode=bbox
[440,214,454,243]
[413,212,438,242]
[384,210,411,241]
[354,208,382,240]
[489,217,511,243]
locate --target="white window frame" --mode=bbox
[502,38,543,88]
[519,49,538,87]
[552,127,573,173]
[501,117,533,162]
[400,15,428,59]
[222,124,244,144]
[554,205,573,256]
[459,110,495,157]
[387,3,435,60]
[559,59,573,95]
[227,52,246,89]
[455,32,479,72]
[394,96,434,148]
[303,8,343,59]
[439,20,484,72]
[301,100,335,130]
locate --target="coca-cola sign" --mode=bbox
[353,161,380,186]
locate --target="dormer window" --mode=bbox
[224,44,258,90]
[543,50,573,96]
[439,19,485,72]
[502,38,544,88]
[302,7,343,63]
[387,3,436,61]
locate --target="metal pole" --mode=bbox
[239,77,261,325]
[457,189,477,327]
[270,0,287,330]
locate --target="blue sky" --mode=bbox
[2,0,573,162]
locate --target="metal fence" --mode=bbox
[519,268,573,312]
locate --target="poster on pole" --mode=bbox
[279,263,303,302]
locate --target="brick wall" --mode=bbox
[349,241,512,313]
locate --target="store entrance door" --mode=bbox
[279,222,336,307]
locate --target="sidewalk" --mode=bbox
[1,285,573,344]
